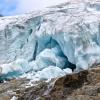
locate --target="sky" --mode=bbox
[0,0,67,16]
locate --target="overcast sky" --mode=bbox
[0,0,67,16]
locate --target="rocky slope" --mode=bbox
[0,65,100,100]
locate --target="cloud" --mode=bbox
[16,0,67,13]
[15,0,67,15]
[0,0,67,15]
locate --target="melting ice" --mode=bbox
[0,0,100,81]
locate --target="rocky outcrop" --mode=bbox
[0,65,100,100]
[0,14,3,17]
[18,65,100,100]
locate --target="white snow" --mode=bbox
[33,66,66,80]
[63,68,72,74]
[10,96,18,100]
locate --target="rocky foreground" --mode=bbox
[0,65,100,100]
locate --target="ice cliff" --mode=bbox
[0,0,100,80]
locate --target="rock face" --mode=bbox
[0,65,100,100]
[0,0,100,79]
[17,65,100,100]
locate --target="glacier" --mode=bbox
[0,0,100,80]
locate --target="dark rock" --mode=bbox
[0,14,3,17]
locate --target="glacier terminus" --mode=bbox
[0,0,100,80]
